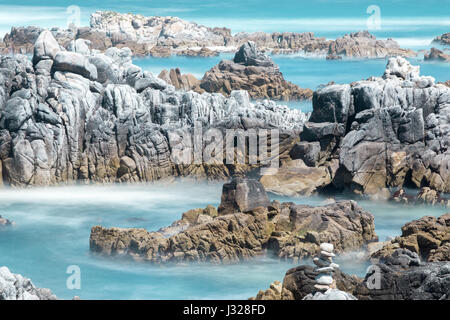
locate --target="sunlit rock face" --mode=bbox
[266,56,450,197]
[0,30,308,187]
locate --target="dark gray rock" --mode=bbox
[218,177,270,215]
[233,41,275,67]
[52,51,98,80]
[289,141,321,167]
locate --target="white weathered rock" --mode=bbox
[303,288,357,300]
[320,243,334,253]
[315,274,333,285]
[0,267,57,300]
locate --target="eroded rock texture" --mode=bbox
[198,41,313,101]
[0,266,57,300]
[90,178,377,264]
[0,31,308,187]
[264,56,450,196]
[371,213,450,262]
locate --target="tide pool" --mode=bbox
[0,182,446,299]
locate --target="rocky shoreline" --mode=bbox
[90,177,377,263]
[0,11,417,59]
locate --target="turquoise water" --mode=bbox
[0,183,446,299]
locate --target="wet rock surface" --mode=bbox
[424,47,450,62]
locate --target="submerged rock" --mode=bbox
[0,266,57,300]
[424,47,450,62]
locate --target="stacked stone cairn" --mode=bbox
[313,243,339,291]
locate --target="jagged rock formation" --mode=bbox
[265,57,450,196]
[90,178,377,263]
[197,41,313,101]
[0,266,57,300]
[355,249,450,300]
[424,47,450,62]
[158,68,200,91]
[328,31,416,58]
[432,33,450,46]
[0,11,416,59]
[0,31,308,187]
[370,213,450,262]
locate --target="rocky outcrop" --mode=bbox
[158,68,200,91]
[432,33,450,46]
[0,31,309,187]
[1,12,416,59]
[0,266,57,300]
[217,177,270,215]
[424,47,450,62]
[328,31,416,58]
[391,187,450,207]
[355,249,450,300]
[90,179,377,263]
[198,42,313,101]
[370,213,450,262]
[280,56,450,196]
[0,215,14,227]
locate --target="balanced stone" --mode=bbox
[320,250,336,257]
[316,266,334,273]
[316,274,333,285]
[313,257,331,267]
[320,243,334,253]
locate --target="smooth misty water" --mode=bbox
[0,182,446,299]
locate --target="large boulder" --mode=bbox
[233,41,275,67]
[371,213,450,262]
[32,30,61,64]
[218,177,270,215]
[198,42,312,101]
[53,51,98,80]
